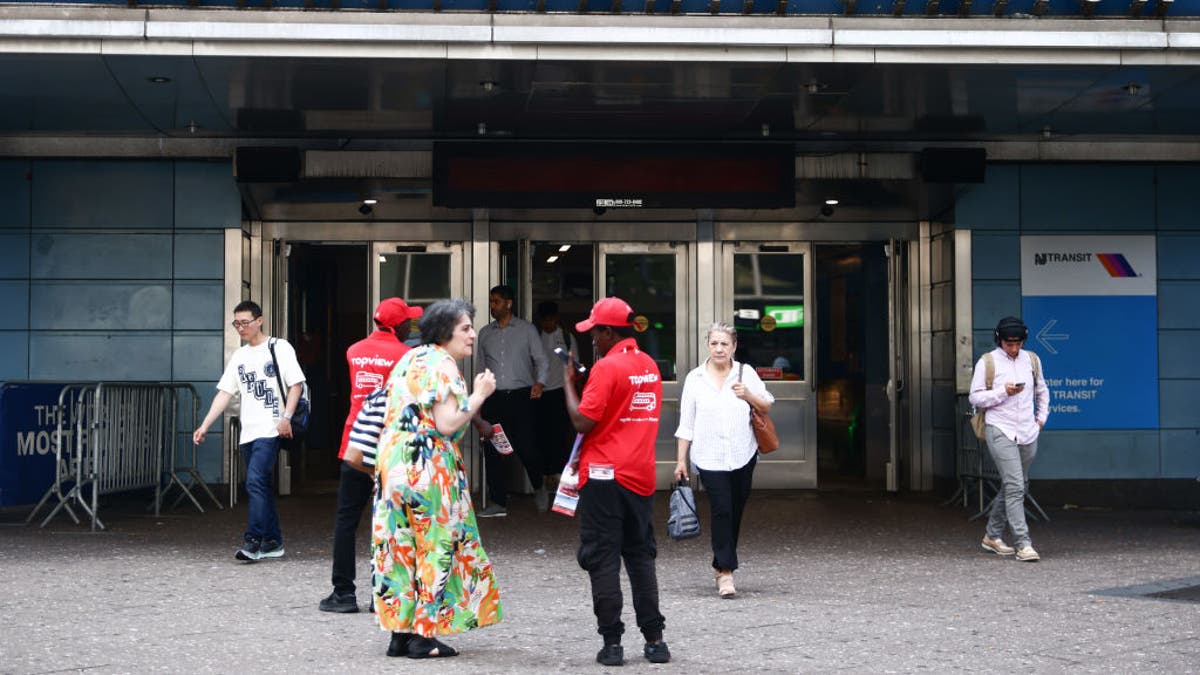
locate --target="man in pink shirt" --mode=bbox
[318,297,422,613]
[968,316,1050,562]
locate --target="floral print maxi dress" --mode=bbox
[371,344,502,637]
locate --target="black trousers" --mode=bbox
[576,479,665,645]
[480,387,537,507]
[697,456,757,572]
[532,387,573,479]
[331,462,373,595]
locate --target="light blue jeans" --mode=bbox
[984,425,1038,549]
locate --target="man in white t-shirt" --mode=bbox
[194,300,306,563]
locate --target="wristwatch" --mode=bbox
[282,412,294,420]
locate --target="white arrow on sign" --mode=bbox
[1036,319,1069,355]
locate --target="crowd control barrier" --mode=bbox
[24,382,221,531]
[947,395,1049,523]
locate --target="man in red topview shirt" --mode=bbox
[318,297,422,614]
[563,297,670,666]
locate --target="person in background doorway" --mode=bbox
[193,300,305,563]
[674,322,773,598]
[369,299,501,658]
[533,300,579,502]
[474,284,550,517]
[318,297,423,614]
[969,316,1050,562]
[564,297,670,666]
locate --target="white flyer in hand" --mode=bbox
[552,434,585,517]
[491,424,515,455]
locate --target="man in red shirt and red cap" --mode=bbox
[564,296,670,666]
[318,297,422,614]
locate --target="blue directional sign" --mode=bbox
[1020,235,1159,430]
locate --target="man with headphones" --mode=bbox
[968,316,1050,562]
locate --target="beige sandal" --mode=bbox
[716,570,736,598]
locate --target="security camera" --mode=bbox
[593,206,607,216]
[359,203,374,216]
[820,204,835,217]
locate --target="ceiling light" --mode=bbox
[363,199,378,205]
[558,245,571,252]
[825,199,840,206]
[146,76,171,84]
[378,255,387,263]
[546,255,559,263]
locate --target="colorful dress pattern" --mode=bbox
[371,344,502,637]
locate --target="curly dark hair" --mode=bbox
[418,298,476,346]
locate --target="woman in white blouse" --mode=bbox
[673,322,774,598]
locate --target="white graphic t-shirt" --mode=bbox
[217,338,306,444]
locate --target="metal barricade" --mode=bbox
[25,382,222,531]
[160,383,223,514]
[948,394,1048,523]
[227,416,241,508]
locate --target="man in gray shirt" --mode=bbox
[475,285,550,517]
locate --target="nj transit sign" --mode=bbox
[1020,235,1158,430]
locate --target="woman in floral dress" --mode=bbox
[368,298,500,659]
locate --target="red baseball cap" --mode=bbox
[575,297,635,333]
[373,298,423,330]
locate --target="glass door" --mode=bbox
[597,243,689,488]
[371,242,464,343]
[721,242,816,489]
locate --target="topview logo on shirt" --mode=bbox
[1032,251,1138,277]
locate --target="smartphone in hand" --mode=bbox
[554,347,587,374]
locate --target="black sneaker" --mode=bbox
[259,539,285,560]
[596,644,624,666]
[319,591,360,614]
[644,641,671,664]
[235,539,261,562]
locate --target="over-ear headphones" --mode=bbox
[993,316,1028,346]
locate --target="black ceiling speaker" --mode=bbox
[235,147,301,183]
[919,148,986,184]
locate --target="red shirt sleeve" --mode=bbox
[577,360,613,423]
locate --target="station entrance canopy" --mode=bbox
[2,6,1200,216]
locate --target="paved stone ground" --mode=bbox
[1,488,1198,674]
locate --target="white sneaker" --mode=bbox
[981,535,1015,556]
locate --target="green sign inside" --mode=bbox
[764,305,804,328]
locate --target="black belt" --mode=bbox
[496,387,531,396]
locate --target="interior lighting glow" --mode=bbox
[363,199,378,205]
[558,245,572,252]
[825,199,840,206]
[546,255,559,263]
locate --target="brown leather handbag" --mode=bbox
[738,364,779,454]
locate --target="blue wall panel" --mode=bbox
[173,232,224,279]
[29,332,171,380]
[1158,282,1200,330]
[0,232,29,277]
[30,232,173,279]
[1159,380,1200,429]
[1158,234,1200,280]
[175,162,240,230]
[972,280,1020,330]
[1159,331,1200,379]
[970,232,1020,281]
[173,281,223,330]
[32,160,173,230]
[0,332,28,380]
[954,165,1019,230]
[1160,430,1200,478]
[0,160,30,229]
[31,282,171,330]
[1155,166,1200,231]
[1032,430,1160,479]
[1020,165,1155,232]
[172,335,224,381]
[0,281,29,330]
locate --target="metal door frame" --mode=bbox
[719,241,816,489]
[371,241,466,313]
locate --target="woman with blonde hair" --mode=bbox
[673,322,774,598]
